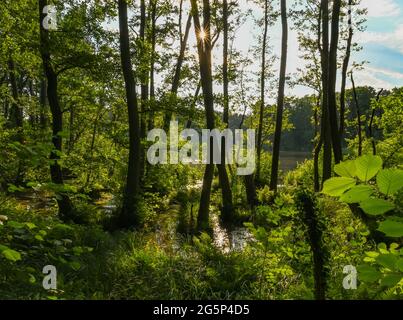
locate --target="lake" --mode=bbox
[279,151,311,173]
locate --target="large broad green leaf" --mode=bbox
[376,254,398,270]
[339,185,373,203]
[355,155,383,182]
[322,177,356,197]
[397,259,403,272]
[380,274,402,288]
[378,219,403,237]
[334,160,357,178]
[359,199,395,215]
[2,249,21,262]
[357,264,381,283]
[376,169,403,196]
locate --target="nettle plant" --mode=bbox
[322,154,403,291]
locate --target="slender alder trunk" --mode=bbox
[339,0,353,137]
[297,190,328,300]
[256,0,269,185]
[320,0,332,184]
[270,0,288,192]
[163,5,193,131]
[39,0,74,221]
[186,81,201,129]
[191,0,232,229]
[139,0,148,180]
[39,76,47,129]
[7,58,23,130]
[350,72,362,156]
[219,0,234,222]
[190,0,215,231]
[148,0,157,131]
[223,0,229,125]
[118,0,142,227]
[368,89,383,156]
[313,94,322,192]
[313,5,323,192]
[328,0,343,163]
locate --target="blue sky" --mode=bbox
[353,0,403,90]
[228,0,403,98]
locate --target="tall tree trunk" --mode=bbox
[223,0,229,125]
[118,0,142,227]
[163,6,192,131]
[339,0,353,137]
[368,89,383,156]
[139,0,148,180]
[320,0,332,185]
[7,58,23,130]
[350,72,362,156]
[219,0,234,222]
[148,0,157,131]
[313,94,322,192]
[191,0,232,229]
[328,0,343,163]
[39,76,48,129]
[270,0,288,192]
[255,0,269,185]
[39,0,74,221]
[191,0,215,231]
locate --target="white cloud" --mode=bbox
[365,66,403,80]
[359,24,403,54]
[353,68,400,90]
[359,0,400,17]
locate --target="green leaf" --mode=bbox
[359,199,395,215]
[397,259,403,272]
[69,261,81,271]
[2,249,21,262]
[334,160,357,178]
[322,177,356,197]
[366,251,379,258]
[378,219,403,237]
[357,265,381,283]
[376,254,398,270]
[35,234,44,241]
[28,274,36,284]
[339,185,373,203]
[7,221,25,229]
[380,274,402,287]
[0,244,10,252]
[376,169,403,196]
[25,222,37,230]
[355,155,383,182]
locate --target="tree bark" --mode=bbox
[39,0,74,221]
[148,0,157,131]
[139,0,148,180]
[255,0,269,185]
[339,0,353,138]
[118,0,142,227]
[320,0,332,185]
[7,58,23,130]
[223,0,229,125]
[39,76,48,129]
[350,72,362,156]
[191,0,233,229]
[270,0,288,192]
[368,89,383,156]
[163,7,193,131]
[328,0,343,163]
